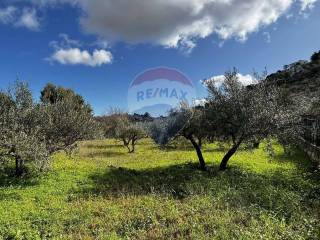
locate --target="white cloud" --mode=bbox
[0,6,17,24]
[76,0,299,51]
[0,6,40,31]
[15,8,40,31]
[6,0,320,50]
[49,48,113,67]
[47,34,113,66]
[49,33,82,49]
[300,0,318,10]
[203,73,258,88]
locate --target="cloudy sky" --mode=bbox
[0,0,319,114]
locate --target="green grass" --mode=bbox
[0,139,319,239]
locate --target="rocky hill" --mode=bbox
[266,51,320,101]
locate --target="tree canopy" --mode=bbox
[0,81,99,176]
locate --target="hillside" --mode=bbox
[266,52,320,100]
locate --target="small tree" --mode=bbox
[206,69,282,170]
[115,115,146,153]
[147,106,208,171]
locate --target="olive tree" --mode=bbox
[39,83,100,154]
[147,106,208,171]
[39,96,100,154]
[115,115,146,153]
[0,82,49,176]
[205,69,283,170]
[0,81,100,176]
[270,81,312,153]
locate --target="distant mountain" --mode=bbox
[132,104,173,118]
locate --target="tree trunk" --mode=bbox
[130,139,136,153]
[198,137,202,149]
[253,141,260,149]
[15,156,24,177]
[219,141,242,171]
[188,135,206,171]
[123,139,131,153]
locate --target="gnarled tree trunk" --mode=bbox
[219,140,242,171]
[187,135,207,171]
[130,138,136,153]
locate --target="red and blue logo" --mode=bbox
[128,67,196,116]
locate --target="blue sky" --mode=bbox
[0,0,319,115]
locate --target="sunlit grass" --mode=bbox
[0,139,319,239]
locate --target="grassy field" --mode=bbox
[0,139,319,239]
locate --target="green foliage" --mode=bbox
[0,82,49,176]
[0,139,318,239]
[205,69,291,170]
[40,83,90,112]
[147,108,190,146]
[95,108,125,138]
[114,114,146,153]
[147,107,208,170]
[310,98,320,115]
[40,95,100,154]
[0,81,99,176]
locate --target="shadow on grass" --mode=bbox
[159,144,248,153]
[75,162,208,199]
[158,145,195,152]
[0,172,39,201]
[0,168,40,188]
[83,151,126,159]
[84,143,123,150]
[271,149,315,169]
[73,161,320,215]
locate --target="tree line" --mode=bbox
[1,65,318,177]
[100,69,316,171]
